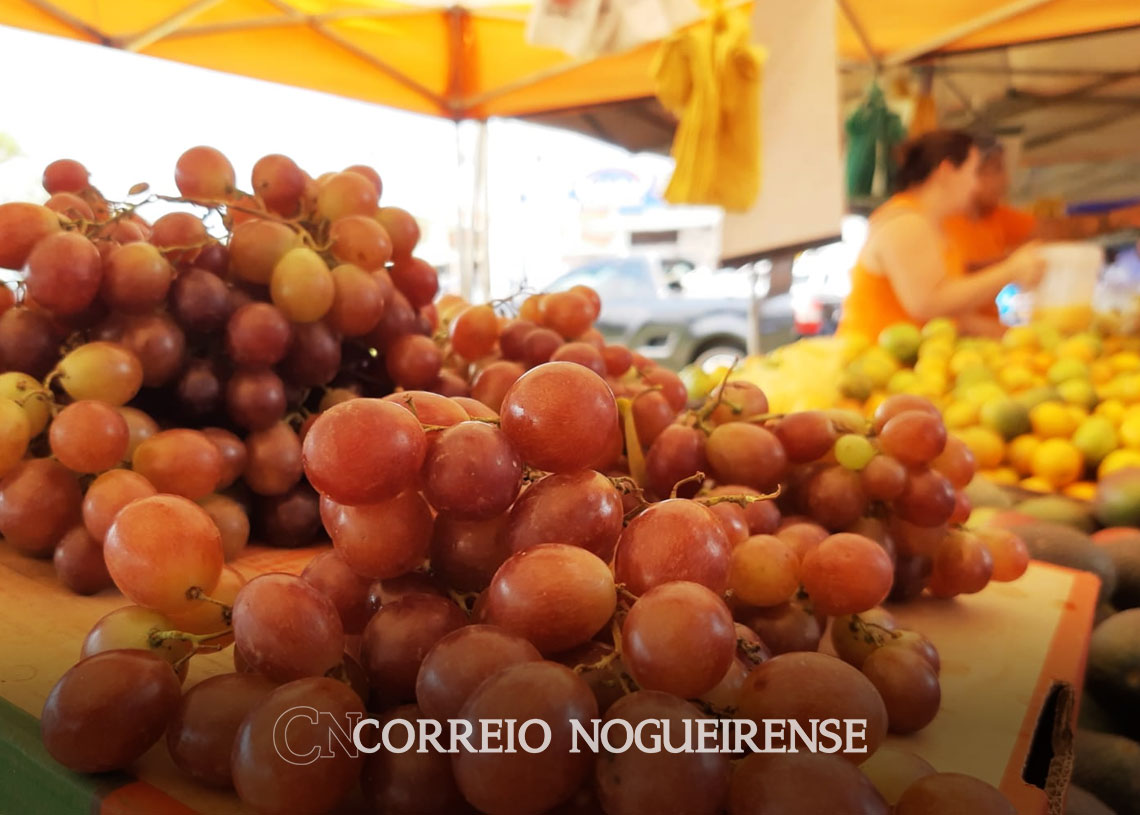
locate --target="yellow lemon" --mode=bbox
[887,370,920,394]
[980,398,1032,440]
[1120,416,1140,449]
[1090,360,1115,386]
[855,347,901,389]
[913,357,946,381]
[1072,416,1118,467]
[918,338,954,362]
[1031,351,1056,374]
[1057,378,1098,411]
[942,401,979,430]
[879,323,923,365]
[1096,398,1127,425]
[982,467,1020,486]
[1031,439,1084,488]
[1008,434,1041,476]
[1057,334,1100,363]
[1111,351,1140,373]
[1032,322,1062,351]
[1047,358,1090,385]
[955,427,1005,470]
[1099,448,1140,479]
[921,317,957,343]
[1029,401,1079,439]
[1019,476,1055,493]
[1117,374,1140,404]
[1063,481,1098,502]
[1002,325,1037,351]
[998,364,1035,393]
[960,381,1005,406]
[949,350,985,376]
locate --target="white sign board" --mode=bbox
[721,0,844,261]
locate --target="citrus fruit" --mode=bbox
[1031,439,1084,488]
[1047,358,1089,386]
[979,398,1031,441]
[1099,449,1140,480]
[1007,434,1041,476]
[1029,401,1078,439]
[878,323,922,366]
[1072,417,1119,467]
[955,427,1005,470]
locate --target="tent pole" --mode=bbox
[883,0,1058,66]
[119,0,226,51]
[19,0,109,43]
[834,0,880,71]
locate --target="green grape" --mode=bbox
[835,434,876,471]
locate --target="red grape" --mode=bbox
[322,489,432,578]
[330,216,393,270]
[729,534,800,606]
[170,268,231,335]
[361,593,467,704]
[736,651,888,763]
[623,581,735,697]
[470,360,525,412]
[49,400,129,474]
[82,469,156,542]
[226,368,287,431]
[801,533,893,615]
[378,207,420,259]
[304,399,427,505]
[500,362,619,473]
[505,469,622,558]
[729,751,889,814]
[416,624,542,720]
[596,691,731,815]
[773,411,837,462]
[232,573,345,681]
[42,159,89,194]
[880,410,948,467]
[317,171,377,220]
[132,429,223,500]
[0,457,83,556]
[928,529,994,598]
[328,263,385,335]
[735,601,822,655]
[646,424,708,499]
[975,528,1029,582]
[231,677,366,814]
[932,435,977,489]
[252,154,305,216]
[53,526,113,595]
[301,549,374,634]
[894,469,956,527]
[423,421,522,519]
[101,242,172,313]
[862,455,908,500]
[614,499,731,595]
[243,421,302,496]
[175,146,235,200]
[104,494,223,613]
[452,661,597,815]
[228,219,299,284]
[198,495,250,561]
[226,302,292,367]
[41,650,181,773]
[430,512,512,592]
[25,231,101,315]
[706,381,769,425]
[166,672,276,788]
[862,645,941,734]
[483,543,616,654]
[706,423,787,491]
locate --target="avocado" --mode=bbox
[1065,785,1117,815]
[1073,730,1140,815]
[1087,609,1140,736]
[1078,690,1121,735]
[1005,522,1118,604]
[964,476,1015,509]
[1096,469,1140,529]
[1014,495,1097,533]
[1095,538,1140,610]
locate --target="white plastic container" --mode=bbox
[1032,242,1105,332]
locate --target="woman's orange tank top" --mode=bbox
[837,194,963,340]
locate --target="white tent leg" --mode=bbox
[455,119,490,302]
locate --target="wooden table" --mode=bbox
[0,544,1098,815]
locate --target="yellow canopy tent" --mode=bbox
[1,0,1137,120]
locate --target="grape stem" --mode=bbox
[150,628,233,647]
[184,586,234,625]
[616,397,648,488]
[737,636,768,667]
[669,471,706,499]
[447,589,479,614]
[695,488,781,508]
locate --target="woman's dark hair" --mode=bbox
[894,130,977,191]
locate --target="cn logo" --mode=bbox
[272,706,365,766]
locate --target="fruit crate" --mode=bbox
[0,543,1098,815]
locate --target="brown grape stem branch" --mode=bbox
[184,586,235,625]
[670,471,706,499]
[616,397,648,488]
[695,488,780,508]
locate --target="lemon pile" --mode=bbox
[843,319,1140,496]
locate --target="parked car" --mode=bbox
[546,256,804,371]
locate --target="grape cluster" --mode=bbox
[1,151,1022,814]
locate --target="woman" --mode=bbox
[838,130,1045,339]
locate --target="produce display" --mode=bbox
[0,151,1037,814]
[773,319,1140,497]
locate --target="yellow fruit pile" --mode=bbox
[844,319,1140,496]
